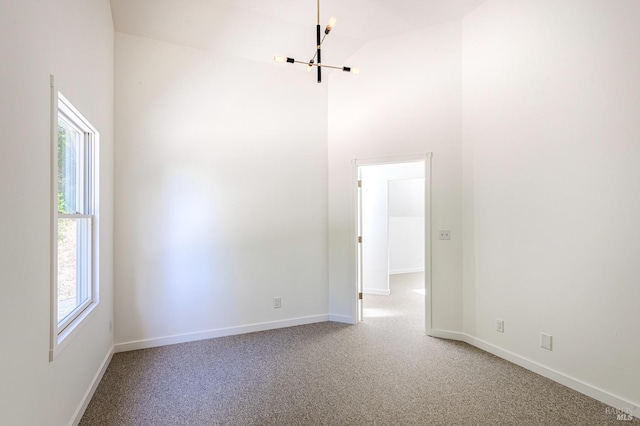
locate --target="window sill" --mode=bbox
[49,301,99,362]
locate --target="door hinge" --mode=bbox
[358,236,362,243]
[358,180,362,188]
[358,292,363,300]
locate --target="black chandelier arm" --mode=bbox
[275,57,360,75]
[291,60,356,72]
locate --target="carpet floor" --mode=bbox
[80,273,637,425]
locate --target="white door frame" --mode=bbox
[351,153,433,334]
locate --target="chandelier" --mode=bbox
[274,0,360,83]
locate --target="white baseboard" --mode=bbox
[363,288,391,296]
[462,334,639,416]
[114,315,330,353]
[70,345,114,426]
[428,328,465,341]
[389,268,424,275]
[329,314,356,324]
[430,329,639,417]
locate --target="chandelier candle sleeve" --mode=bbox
[343,66,361,74]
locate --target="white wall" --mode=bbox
[0,1,114,425]
[389,179,425,274]
[388,179,425,217]
[388,217,424,274]
[361,163,424,295]
[462,0,640,408]
[328,21,463,330]
[114,33,329,347]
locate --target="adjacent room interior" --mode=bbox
[1,0,639,424]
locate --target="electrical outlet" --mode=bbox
[541,333,553,351]
[439,230,451,240]
[496,318,504,333]
[274,297,282,309]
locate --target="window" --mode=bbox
[51,89,99,360]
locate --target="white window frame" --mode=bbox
[50,76,100,361]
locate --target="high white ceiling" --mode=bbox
[111,0,486,65]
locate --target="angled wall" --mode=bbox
[389,178,425,275]
[462,0,640,409]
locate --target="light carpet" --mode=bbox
[81,273,637,425]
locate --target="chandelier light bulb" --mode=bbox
[325,16,337,34]
[350,67,361,75]
[274,55,286,63]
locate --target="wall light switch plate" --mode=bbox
[274,297,282,309]
[496,318,504,333]
[439,230,451,240]
[541,333,553,350]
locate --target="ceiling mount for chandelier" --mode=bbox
[274,0,360,83]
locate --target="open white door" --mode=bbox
[354,154,432,331]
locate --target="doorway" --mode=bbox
[354,154,432,333]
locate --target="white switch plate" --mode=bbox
[439,230,451,240]
[496,318,504,333]
[274,297,282,309]
[541,333,553,350]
